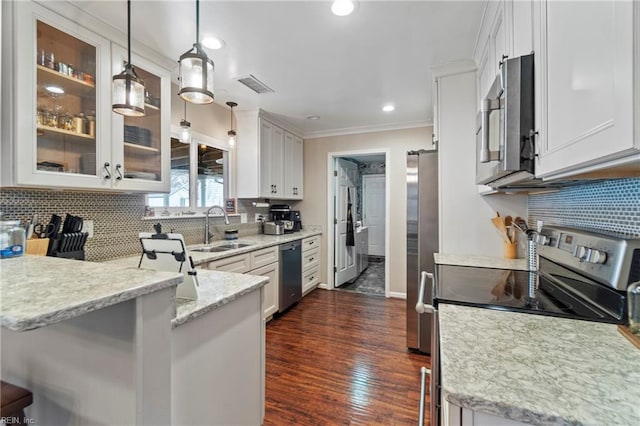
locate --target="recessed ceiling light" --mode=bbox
[45,85,64,94]
[202,37,225,50]
[306,115,321,120]
[382,104,395,112]
[331,0,355,17]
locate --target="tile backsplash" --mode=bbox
[528,178,640,238]
[0,189,263,261]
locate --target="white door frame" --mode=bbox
[326,149,391,297]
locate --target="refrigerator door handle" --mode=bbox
[415,271,434,314]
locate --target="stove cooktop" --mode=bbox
[434,258,626,323]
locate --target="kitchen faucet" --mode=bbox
[204,205,230,245]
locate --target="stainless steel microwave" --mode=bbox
[476,54,535,188]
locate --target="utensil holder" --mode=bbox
[503,242,517,259]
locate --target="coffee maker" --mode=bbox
[269,204,302,233]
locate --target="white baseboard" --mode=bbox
[387,291,406,299]
[317,283,330,290]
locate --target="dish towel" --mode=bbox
[346,188,355,247]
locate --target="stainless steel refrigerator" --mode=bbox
[406,150,438,353]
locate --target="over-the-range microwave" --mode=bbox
[476,53,536,189]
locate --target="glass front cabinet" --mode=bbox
[6,1,170,192]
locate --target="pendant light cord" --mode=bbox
[127,0,132,66]
[196,0,200,44]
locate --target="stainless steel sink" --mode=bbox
[191,246,233,252]
[190,242,254,252]
[216,242,253,249]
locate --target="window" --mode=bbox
[148,138,227,208]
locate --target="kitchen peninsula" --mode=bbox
[0,255,268,425]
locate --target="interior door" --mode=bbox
[334,158,358,287]
[362,174,385,257]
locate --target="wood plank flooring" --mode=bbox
[265,289,431,425]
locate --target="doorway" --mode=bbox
[328,150,389,297]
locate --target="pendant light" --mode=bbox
[179,101,192,144]
[178,0,215,104]
[112,0,145,117]
[226,101,237,147]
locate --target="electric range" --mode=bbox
[427,225,640,426]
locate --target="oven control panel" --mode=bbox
[537,226,640,291]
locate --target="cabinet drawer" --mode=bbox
[302,236,320,252]
[302,246,320,271]
[250,246,279,270]
[208,254,251,273]
[302,265,320,294]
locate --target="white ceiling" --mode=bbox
[70,1,485,137]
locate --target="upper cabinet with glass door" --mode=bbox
[111,45,171,192]
[6,1,113,189]
[2,1,171,192]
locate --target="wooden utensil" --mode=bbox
[504,216,514,243]
[491,214,511,243]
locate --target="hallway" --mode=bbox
[264,289,431,425]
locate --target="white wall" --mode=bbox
[299,127,432,296]
[437,70,528,257]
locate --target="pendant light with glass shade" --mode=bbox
[178,0,215,104]
[226,101,237,147]
[112,0,145,117]
[179,101,192,144]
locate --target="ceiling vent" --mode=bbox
[235,75,275,94]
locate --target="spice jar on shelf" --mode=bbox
[73,113,86,134]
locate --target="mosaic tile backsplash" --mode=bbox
[528,178,640,238]
[0,189,263,261]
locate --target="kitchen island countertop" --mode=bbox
[439,304,640,425]
[0,255,182,331]
[173,269,268,328]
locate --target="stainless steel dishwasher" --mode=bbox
[278,240,302,313]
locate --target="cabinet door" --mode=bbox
[283,132,296,198]
[251,262,279,320]
[270,125,285,198]
[111,45,171,192]
[12,2,112,189]
[510,0,533,58]
[534,0,636,177]
[258,118,273,197]
[283,132,304,199]
[293,135,304,199]
[209,254,251,273]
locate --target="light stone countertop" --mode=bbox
[0,255,182,331]
[435,253,529,270]
[172,269,268,328]
[439,304,640,426]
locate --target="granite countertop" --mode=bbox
[435,253,529,271]
[439,304,640,425]
[0,255,182,332]
[173,269,268,328]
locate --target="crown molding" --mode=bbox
[431,60,477,80]
[303,120,432,140]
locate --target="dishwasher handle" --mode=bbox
[415,271,434,314]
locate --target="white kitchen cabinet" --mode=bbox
[301,235,321,295]
[251,261,279,321]
[110,45,171,192]
[1,1,171,192]
[236,109,304,200]
[473,0,533,102]
[443,400,528,426]
[207,253,251,273]
[284,131,304,199]
[532,0,640,178]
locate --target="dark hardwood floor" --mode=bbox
[265,289,431,425]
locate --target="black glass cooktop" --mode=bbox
[434,258,626,323]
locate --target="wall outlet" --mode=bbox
[83,220,94,238]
